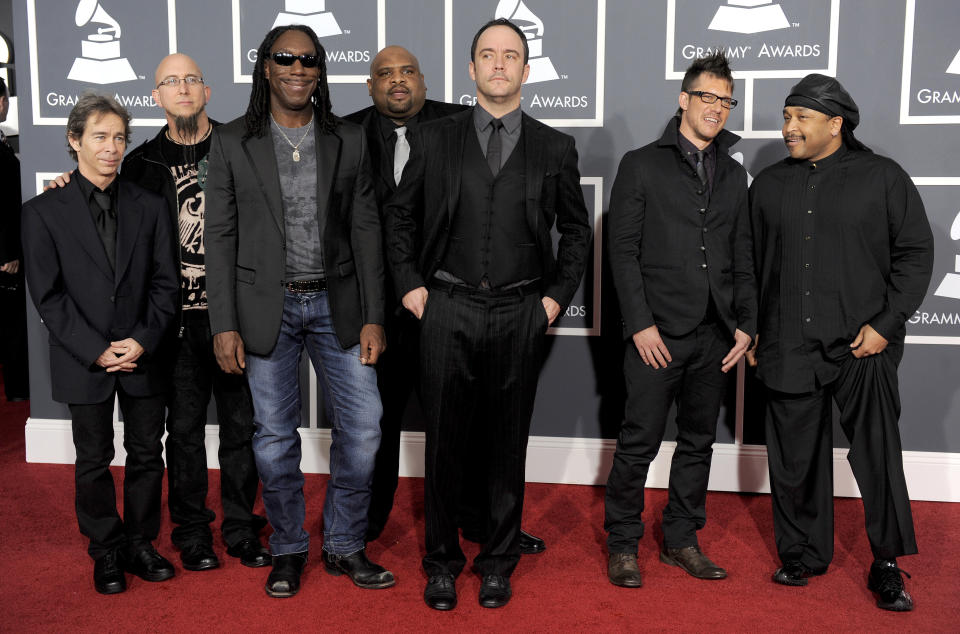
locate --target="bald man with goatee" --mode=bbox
[122,54,269,572]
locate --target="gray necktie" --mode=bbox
[393,126,409,185]
[695,150,707,186]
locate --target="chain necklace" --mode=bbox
[271,115,314,162]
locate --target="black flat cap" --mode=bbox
[784,73,859,130]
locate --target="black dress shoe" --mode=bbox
[608,553,643,588]
[180,543,220,571]
[227,537,271,568]
[867,559,913,611]
[519,530,546,555]
[322,548,395,589]
[265,553,307,598]
[94,550,126,594]
[772,560,818,587]
[660,545,727,580]
[478,574,511,608]
[124,546,175,582]
[424,574,457,610]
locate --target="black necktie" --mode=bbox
[92,190,117,270]
[695,150,708,187]
[487,118,503,176]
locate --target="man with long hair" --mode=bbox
[205,25,391,598]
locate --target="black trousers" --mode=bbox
[165,311,263,548]
[69,387,166,560]
[366,309,420,541]
[420,286,547,578]
[0,272,29,399]
[605,320,730,552]
[764,345,918,571]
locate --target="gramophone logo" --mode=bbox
[67,0,136,84]
[934,211,960,300]
[495,0,559,84]
[272,0,342,38]
[708,0,790,35]
[947,50,960,76]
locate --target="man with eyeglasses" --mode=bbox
[604,51,755,588]
[48,54,271,574]
[205,25,390,598]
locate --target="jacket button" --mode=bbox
[109,295,115,302]
[696,189,704,195]
[700,264,708,269]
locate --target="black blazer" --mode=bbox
[608,118,756,340]
[385,107,591,308]
[344,100,469,208]
[21,176,179,404]
[205,114,384,353]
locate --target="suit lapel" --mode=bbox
[114,181,144,289]
[367,113,395,195]
[58,179,114,280]
[240,132,285,236]
[522,114,545,233]
[316,125,342,224]
[446,112,470,222]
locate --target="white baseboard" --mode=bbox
[24,418,960,502]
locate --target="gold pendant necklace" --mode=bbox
[272,116,314,162]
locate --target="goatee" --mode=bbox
[173,111,202,142]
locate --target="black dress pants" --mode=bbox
[165,311,263,548]
[764,345,918,571]
[0,272,29,399]
[69,387,166,559]
[420,285,547,578]
[605,319,730,553]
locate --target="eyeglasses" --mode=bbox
[687,90,738,109]
[157,75,204,89]
[270,52,321,68]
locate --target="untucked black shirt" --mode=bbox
[749,145,934,393]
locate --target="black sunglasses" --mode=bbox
[270,52,320,68]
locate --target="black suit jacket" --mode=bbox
[21,176,179,404]
[385,107,591,308]
[608,118,756,340]
[0,140,20,265]
[344,100,469,208]
[205,114,384,353]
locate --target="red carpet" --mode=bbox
[1,393,958,632]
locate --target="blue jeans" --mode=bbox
[245,290,382,556]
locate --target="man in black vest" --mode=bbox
[21,94,179,594]
[386,20,590,610]
[604,52,755,588]
[344,45,545,555]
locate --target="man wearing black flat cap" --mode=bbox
[747,73,934,611]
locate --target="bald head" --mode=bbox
[155,53,203,87]
[367,46,427,124]
[151,53,211,141]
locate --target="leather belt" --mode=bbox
[285,278,327,293]
[429,279,540,298]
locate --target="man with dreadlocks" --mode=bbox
[747,74,934,611]
[205,25,390,598]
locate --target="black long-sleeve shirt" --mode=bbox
[749,145,934,393]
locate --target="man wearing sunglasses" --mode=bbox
[205,25,390,599]
[604,51,755,588]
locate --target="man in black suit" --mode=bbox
[386,20,590,610]
[205,25,391,598]
[604,52,755,588]
[344,45,545,555]
[21,94,179,594]
[0,77,28,402]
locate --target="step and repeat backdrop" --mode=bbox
[12,1,960,470]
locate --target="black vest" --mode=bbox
[441,129,539,288]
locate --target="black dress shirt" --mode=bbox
[74,170,119,270]
[473,104,522,169]
[677,131,716,192]
[749,145,934,393]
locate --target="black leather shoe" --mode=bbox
[608,553,643,588]
[772,560,817,587]
[94,550,126,594]
[424,574,457,610]
[478,574,512,608]
[660,545,727,580]
[867,559,914,611]
[519,530,546,555]
[322,548,395,589]
[180,543,220,571]
[265,553,307,598]
[227,537,271,568]
[124,546,175,582]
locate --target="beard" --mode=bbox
[172,108,204,142]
